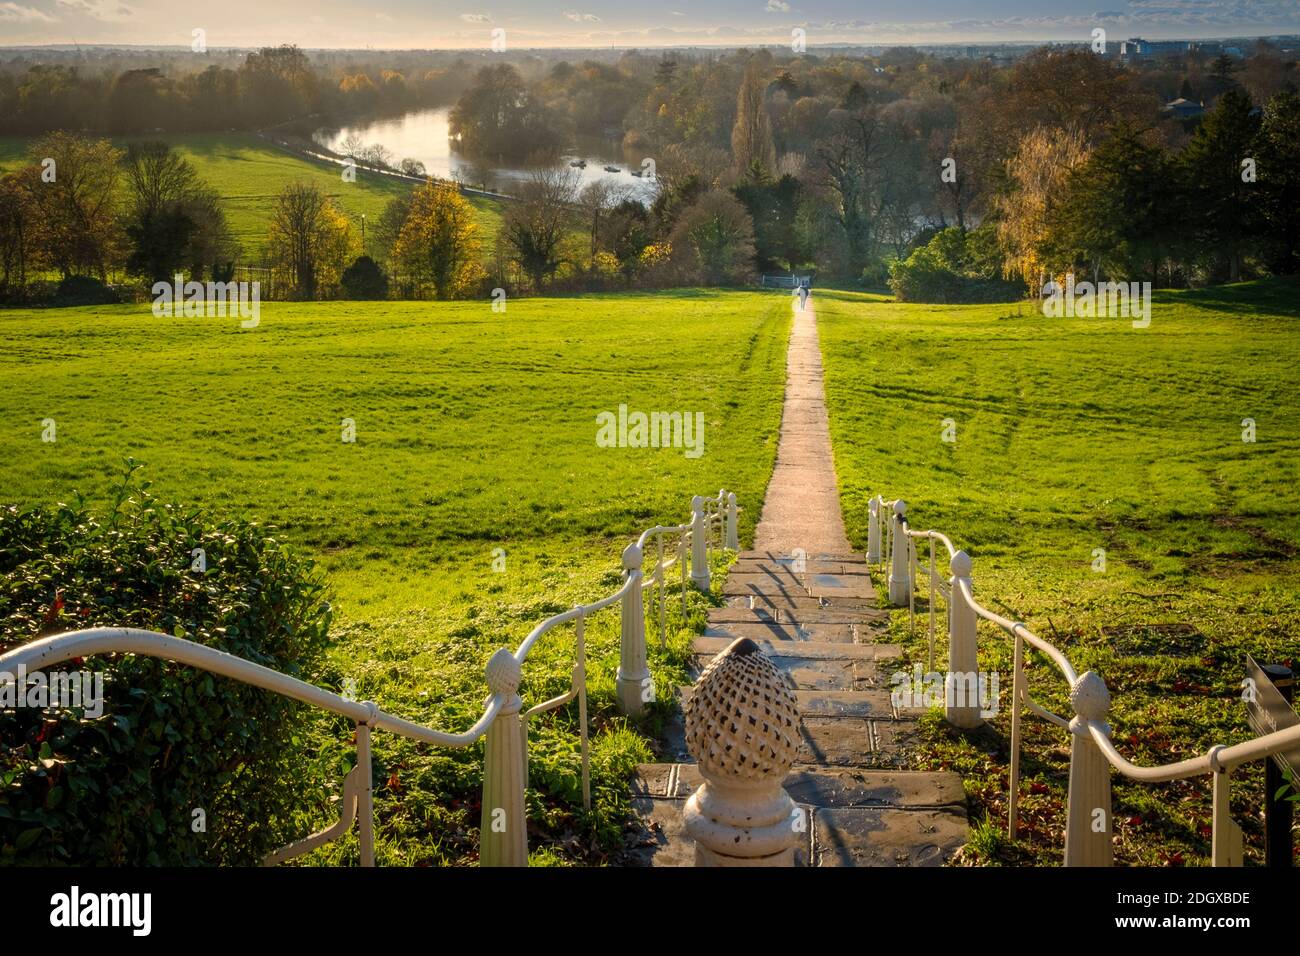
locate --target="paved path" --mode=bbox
[753,297,851,556]
[626,295,968,867]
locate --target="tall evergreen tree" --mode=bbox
[1177,88,1260,281]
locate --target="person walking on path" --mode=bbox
[797,281,810,311]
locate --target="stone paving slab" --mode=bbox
[808,573,877,600]
[623,796,814,867]
[813,808,968,867]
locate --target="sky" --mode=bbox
[1,0,1298,49]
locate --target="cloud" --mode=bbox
[55,0,133,21]
[376,12,393,22]
[765,0,791,10]
[563,11,601,21]
[459,12,491,22]
[0,1,55,21]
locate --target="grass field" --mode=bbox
[816,279,1300,866]
[0,290,790,864]
[0,132,503,258]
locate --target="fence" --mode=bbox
[867,493,1300,866]
[0,491,740,867]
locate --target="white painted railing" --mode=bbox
[0,491,740,868]
[868,493,1300,866]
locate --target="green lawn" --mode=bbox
[0,132,502,258]
[816,279,1300,866]
[0,290,790,864]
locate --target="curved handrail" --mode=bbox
[0,491,727,867]
[877,491,1300,865]
[0,627,502,748]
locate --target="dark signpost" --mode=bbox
[1245,655,1297,867]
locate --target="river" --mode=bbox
[314,107,655,201]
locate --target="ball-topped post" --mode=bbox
[887,499,912,605]
[725,492,739,551]
[1064,670,1113,867]
[690,495,710,591]
[480,647,527,866]
[617,542,650,716]
[946,549,982,729]
[682,638,803,866]
[866,495,882,563]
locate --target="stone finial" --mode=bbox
[893,499,907,517]
[485,647,522,698]
[1069,670,1110,722]
[685,638,801,782]
[682,638,802,866]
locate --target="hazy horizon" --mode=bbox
[2,1,1298,51]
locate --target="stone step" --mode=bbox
[693,635,901,661]
[703,620,855,643]
[722,573,808,597]
[708,605,883,625]
[678,685,896,718]
[634,764,965,806]
[724,593,883,615]
[625,765,967,868]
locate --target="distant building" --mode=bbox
[1120,37,1191,59]
[1164,97,1205,119]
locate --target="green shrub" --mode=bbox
[888,225,1024,303]
[52,276,120,307]
[340,256,389,300]
[0,463,332,864]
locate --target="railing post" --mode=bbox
[690,495,710,591]
[356,707,377,867]
[946,550,982,729]
[725,492,739,551]
[867,495,881,563]
[887,500,911,606]
[616,542,650,716]
[716,489,726,548]
[480,648,528,867]
[1210,749,1244,867]
[1064,671,1113,867]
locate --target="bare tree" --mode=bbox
[500,166,579,291]
[577,179,632,269]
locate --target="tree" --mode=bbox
[340,256,390,299]
[1177,88,1260,281]
[121,142,234,283]
[1048,124,1174,284]
[576,179,631,270]
[500,167,578,291]
[27,132,125,281]
[733,170,806,272]
[266,182,357,300]
[731,63,777,176]
[1254,90,1300,275]
[0,167,41,302]
[450,64,567,161]
[993,125,1090,290]
[392,180,484,299]
[670,189,757,285]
